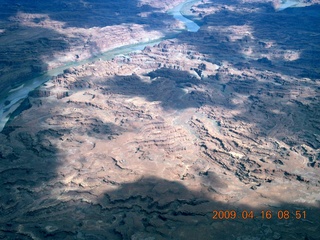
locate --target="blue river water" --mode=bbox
[0,0,201,131]
[168,0,200,32]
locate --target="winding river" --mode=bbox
[168,0,200,32]
[0,0,201,132]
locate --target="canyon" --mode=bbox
[0,0,320,239]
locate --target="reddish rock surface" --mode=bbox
[0,0,319,239]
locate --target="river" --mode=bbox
[0,0,201,132]
[277,0,299,11]
[168,0,200,32]
[276,0,309,11]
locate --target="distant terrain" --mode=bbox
[0,0,320,239]
[0,0,185,97]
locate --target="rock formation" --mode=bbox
[0,0,319,239]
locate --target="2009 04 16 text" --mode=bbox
[212,210,306,220]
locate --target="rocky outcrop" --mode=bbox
[0,0,185,97]
[0,1,319,239]
[29,89,52,98]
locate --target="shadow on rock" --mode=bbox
[1,169,319,239]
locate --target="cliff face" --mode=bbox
[0,0,185,97]
[0,0,320,239]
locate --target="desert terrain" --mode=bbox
[0,0,320,239]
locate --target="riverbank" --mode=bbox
[276,0,308,11]
[168,0,201,32]
[0,0,201,132]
